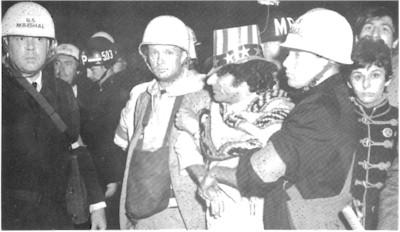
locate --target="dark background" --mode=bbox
[2,1,398,73]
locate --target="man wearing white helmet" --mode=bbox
[52,44,80,85]
[119,15,207,229]
[2,2,106,229]
[51,43,107,229]
[258,7,295,92]
[235,8,358,229]
[114,25,203,153]
[52,43,95,100]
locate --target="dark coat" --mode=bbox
[3,68,78,200]
[237,73,358,229]
[80,70,139,187]
[2,67,104,229]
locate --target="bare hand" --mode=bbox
[197,175,218,201]
[105,182,119,199]
[76,135,86,147]
[208,187,225,218]
[90,208,107,230]
[198,175,225,218]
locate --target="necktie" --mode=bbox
[32,82,37,89]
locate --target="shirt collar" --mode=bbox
[72,85,78,98]
[147,69,205,98]
[25,71,43,92]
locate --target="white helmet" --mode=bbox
[281,8,353,64]
[187,26,200,60]
[139,15,190,58]
[51,44,80,61]
[2,2,55,39]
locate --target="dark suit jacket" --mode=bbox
[2,68,104,205]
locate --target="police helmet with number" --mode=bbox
[80,31,118,68]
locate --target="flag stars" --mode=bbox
[253,46,262,56]
[224,52,235,64]
[239,46,250,58]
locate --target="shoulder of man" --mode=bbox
[42,71,73,95]
[44,71,80,140]
[182,88,212,113]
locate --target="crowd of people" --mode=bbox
[2,1,398,230]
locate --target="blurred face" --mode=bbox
[283,50,327,89]
[53,54,79,85]
[262,41,283,70]
[207,72,248,104]
[87,65,107,82]
[148,45,186,83]
[112,57,127,73]
[7,36,50,77]
[348,64,387,106]
[359,16,396,48]
[262,41,282,60]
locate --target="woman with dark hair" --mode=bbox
[345,37,398,230]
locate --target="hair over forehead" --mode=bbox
[355,6,398,39]
[216,59,278,94]
[342,36,393,82]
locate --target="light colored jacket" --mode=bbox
[119,74,208,229]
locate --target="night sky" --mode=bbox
[2,1,398,72]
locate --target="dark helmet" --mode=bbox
[80,31,118,68]
[258,10,295,43]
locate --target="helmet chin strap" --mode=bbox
[96,67,110,86]
[302,61,334,92]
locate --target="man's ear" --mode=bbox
[181,51,188,64]
[347,81,353,89]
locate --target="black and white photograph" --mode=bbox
[1,0,398,230]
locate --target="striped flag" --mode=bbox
[208,24,265,76]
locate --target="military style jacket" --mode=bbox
[351,97,398,230]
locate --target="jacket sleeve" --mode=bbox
[75,147,106,204]
[236,147,281,197]
[377,156,398,230]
